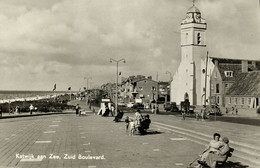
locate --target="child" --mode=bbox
[125,116,130,131]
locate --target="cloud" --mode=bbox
[0,0,259,90]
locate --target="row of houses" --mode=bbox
[210,58,260,109]
[101,57,260,110]
[101,75,170,105]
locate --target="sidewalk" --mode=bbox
[0,107,257,167]
[0,111,72,119]
[0,100,100,120]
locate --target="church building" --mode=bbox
[170,4,213,106]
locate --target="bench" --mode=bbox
[216,147,234,166]
[79,110,87,116]
[137,119,151,135]
[114,112,124,122]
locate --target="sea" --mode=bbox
[0,90,71,103]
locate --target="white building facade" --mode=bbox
[171,5,213,106]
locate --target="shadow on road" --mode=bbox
[145,130,163,135]
[222,161,249,168]
[188,161,249,168]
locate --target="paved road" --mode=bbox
[0,110,258,168]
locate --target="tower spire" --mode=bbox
[192,0,196,6]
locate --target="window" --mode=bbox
[217,96,220,104]
[216,84,220,93]
[235,98,238,104]
[229,97,231,104]
[241,98,244,105]
[197,33,201,44]
[225,84,228,88]
[248,98,251,105]
[224,71,233,77]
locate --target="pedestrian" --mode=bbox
[89,103,92,110]
[111,105,114,116]
[236,108,238,115]
[155,104,159,114]
[75,104,80,116]
[151,104,155,113]
[135,109,143,126]
[225,108,228,115]
[201,105,206,121]
[29,104,34,115]
[18,105,20,114]
[195,110,200,121]
[103,104,109,117]
[15,106,19,114]
[182,109,186,120]
[125,116,130,131]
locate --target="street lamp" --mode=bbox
[110,58,126,116]
[166,71,173,102]
[84,77,92,104]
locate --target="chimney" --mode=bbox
[241,60,248,73]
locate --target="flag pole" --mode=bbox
[69,87,72,101]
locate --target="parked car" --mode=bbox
[164,102,179,112]
[118,102,126,107]
[206,105,222,116]
[126,102,135,108]
[132,103,144,109]
[189,105,195,113]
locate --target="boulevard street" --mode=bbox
[0,111,259,168]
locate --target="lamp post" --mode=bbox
[110,80,115,104]
[84,77,92,104]
[110,58,126,116]
[166,71,173,103]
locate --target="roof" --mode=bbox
[187,5,200,13]
[131,78,157,84]
[210,57,260,63]
[218,64,241,82]
[226,71,260,96]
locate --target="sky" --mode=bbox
[0,0,259,91]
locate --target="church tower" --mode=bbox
[171,4,207,105]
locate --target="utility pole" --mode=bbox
[204,51,209,106]
[166,71,173,103]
